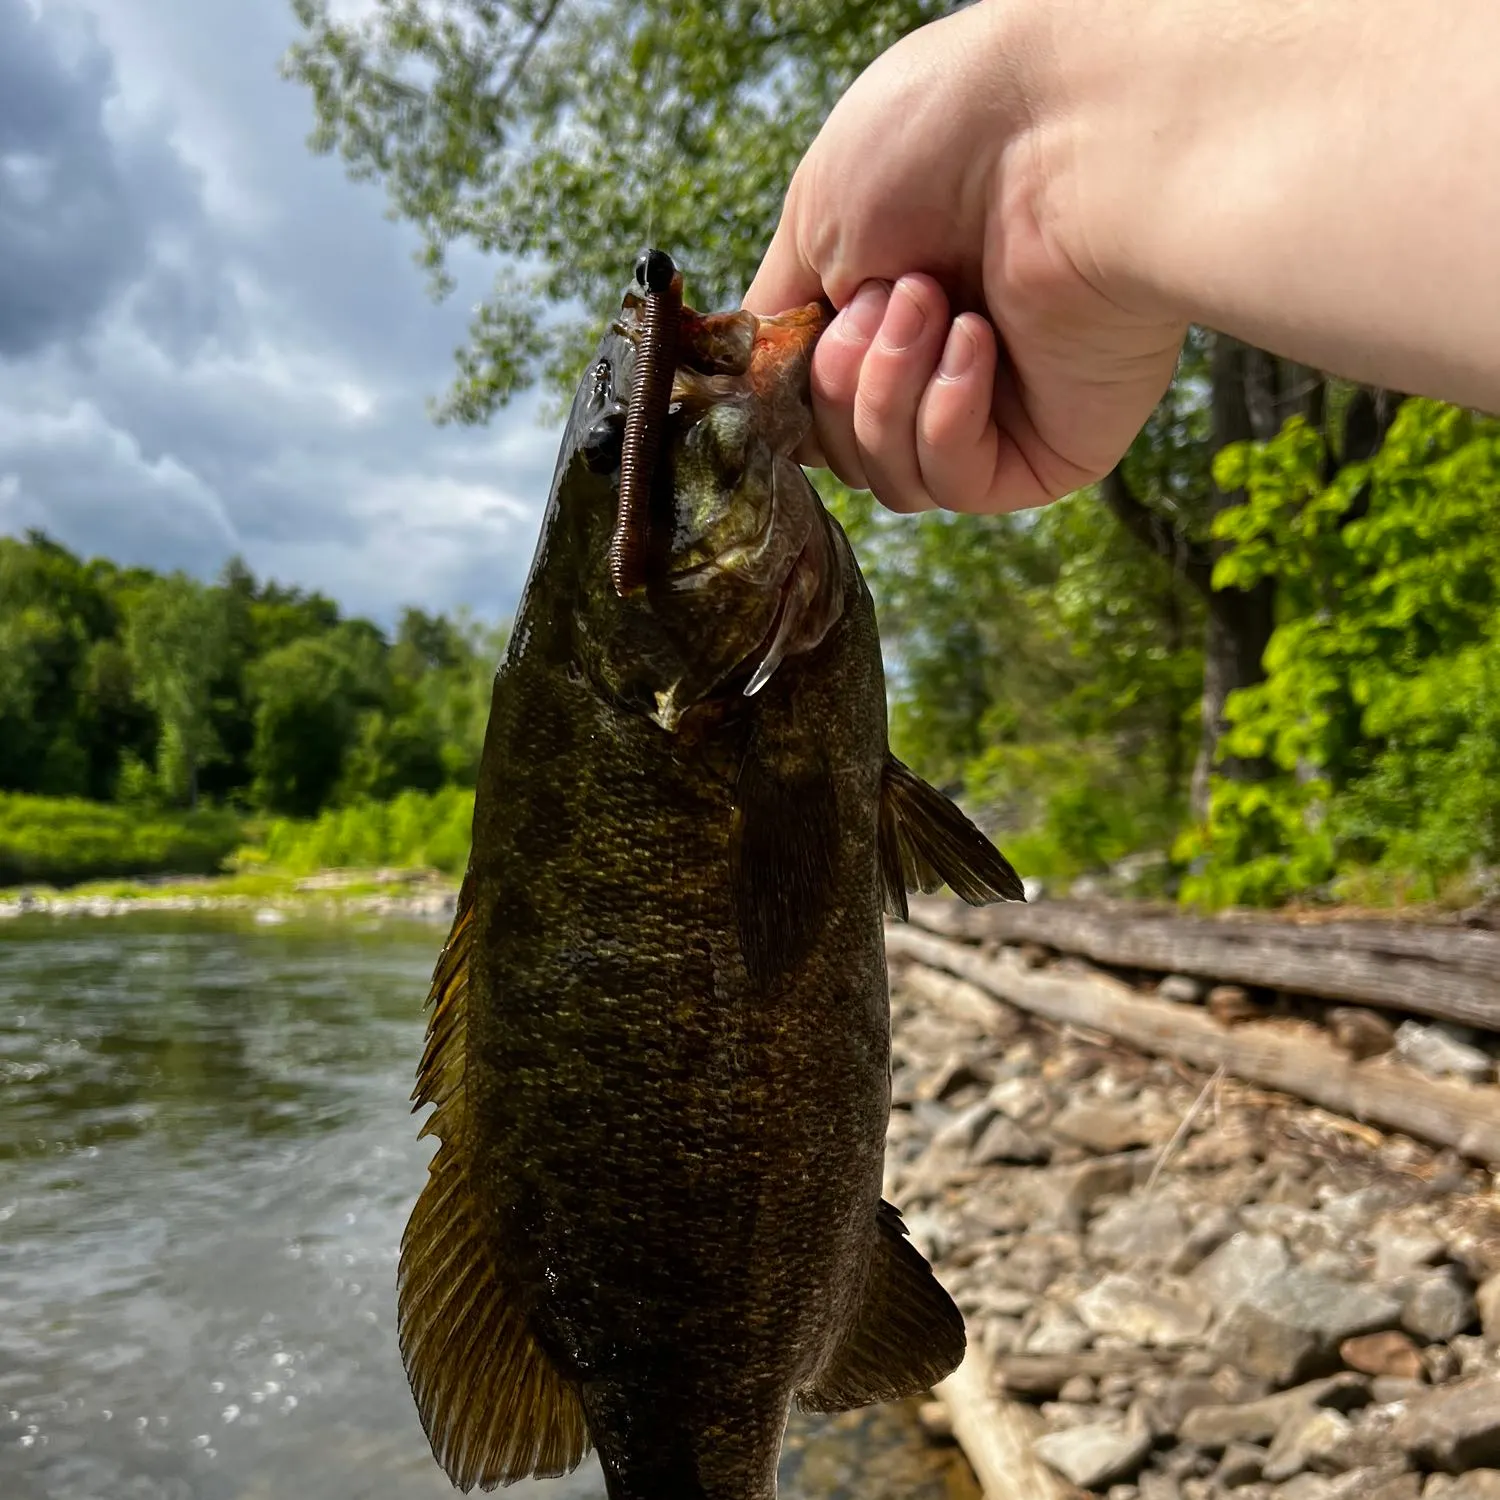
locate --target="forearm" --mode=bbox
[1043,0,1500,408]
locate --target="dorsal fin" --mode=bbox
[878,755,1025,920]
[398,874,590,1491]
[796,1200,966,1412]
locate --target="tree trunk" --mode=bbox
[1186,337,1320,816]
[1191,580,1276,817]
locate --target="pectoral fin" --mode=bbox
[878,755,1025,920]
[796,1200,966,1412]
[398,875,589,1491]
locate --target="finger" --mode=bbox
[850,275,952,514]
[743,192,823,317]
[915,319,1098,513]
[803,281,891,492]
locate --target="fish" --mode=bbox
[397,249,1024,1499]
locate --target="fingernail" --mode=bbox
[879,281,928,351]
[839,282,889,343]
[938,321,976,380]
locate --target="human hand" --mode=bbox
[744,1,1187,515]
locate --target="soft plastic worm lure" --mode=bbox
[610,247,682,597]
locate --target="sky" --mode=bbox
[0,0,562,625]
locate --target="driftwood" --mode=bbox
[886,924,1500,1165]
[934,1346,1074,1500]
[991,1351,1169,1400]
[908,896,1500,1032]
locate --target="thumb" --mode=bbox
[743,204,825,317]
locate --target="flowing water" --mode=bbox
[0,913,979,1500]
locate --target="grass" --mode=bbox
[0,793,245,888]
[0,787,474,897]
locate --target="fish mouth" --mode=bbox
[672,298,832,440]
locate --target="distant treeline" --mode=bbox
[0,533,505,818]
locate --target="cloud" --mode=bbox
[0,0,564,627]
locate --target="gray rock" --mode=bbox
[1372,1377,1429,1404]
[1159,973,1208,1003]
[1075,1273,1212,1347]
[1190,1232,1293,1308]
[1322,1472,1418,1500]
[1059,1374,1098,1403]
[1167,1207,1242,1275]
[1394,1020,1493,1083]
[1215,1442,1268,1487]
[1476,1272,1500,1344]
[1446,1474,1500,1499]
[1090,1197,1189,1267]
[1366,1477,1422,1500]
[930,1099,997,1152]
[1371,1223,1447,1281]
[1020,1153,1150,1230]
[1035,1418,1153,1489]
[1400,1267,1478,1343]
[1263,1408,1352,1481]
[988,1075,1049,1121]
[1138,1474,1182,1500]
[1393,1376,1500,1472]
[1053,1100,1164,1154]
[1025,1304,1094,1355]
[1275,1477,1336,1500]
[1213,1269,1402,1385]
[1452,1333,1494,1377]
[970,1114,1052,1166]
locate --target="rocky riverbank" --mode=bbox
[0,868,460,923]
[889,955,1500,1500]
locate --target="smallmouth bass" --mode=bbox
[399,250,1023,1498]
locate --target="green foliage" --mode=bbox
[0,533,508,834]
[252,786,475,876]
[820,474,1203,883]
[1184,401,1500,906]
[124,573,231,806]
[0,792,244,887]
[284,0,955,419]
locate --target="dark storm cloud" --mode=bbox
[0,0,217,356]
[0,0,562,625]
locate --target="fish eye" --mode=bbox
[581,405,626,474]
[633,248,676,295]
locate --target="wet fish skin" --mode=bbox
[398,254,1022,1499]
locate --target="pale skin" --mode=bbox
[744,0,1500,515]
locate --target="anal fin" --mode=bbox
[796,1200,966,1413]
[878,755,1025,919]
[398,874,589,1491]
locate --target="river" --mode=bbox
[0,913,978,1500]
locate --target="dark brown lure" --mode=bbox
[610,247,682,596]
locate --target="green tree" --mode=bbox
[285,1,1410,833]
[124,575,231,807]
[1182,400,1500,906]
[283,0,948,419]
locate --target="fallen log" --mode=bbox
[886,924,1500,1165]
[907,896,1500,1033]
[934,1345,1074,1500]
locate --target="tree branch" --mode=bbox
[1098,465,1215,598]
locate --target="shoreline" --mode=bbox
[0,868,461,924]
